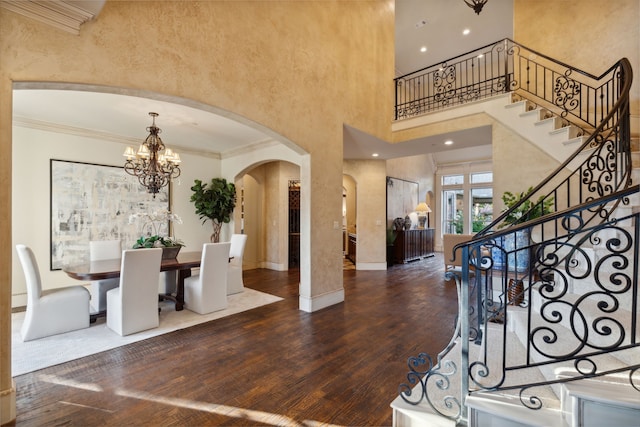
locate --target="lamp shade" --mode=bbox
[416,202,431,213]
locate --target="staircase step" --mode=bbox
[535,116,564,133]
[466,395,564,427]
[560,375,640,427]
[504,98,534,114]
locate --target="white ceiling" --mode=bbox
[11,0,513,161]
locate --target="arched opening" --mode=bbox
[231,160,301,272]
[11,83,309,309]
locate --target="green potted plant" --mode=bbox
[499,186,554,228]
[190,178,237,243]
[386,228,397,267]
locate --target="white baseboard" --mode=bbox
[261,261,287,271]
[12,293,26,309]
[299,288,344,313]
[356,262,387,271]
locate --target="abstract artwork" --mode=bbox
[50,159,169,270]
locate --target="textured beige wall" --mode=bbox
[264,162,282,267]
[387,153,436,205]
[0,0,394,414]
[343,160,387,267]
[491,122,560,211]
[514,0,640,132]
[241,170,265,271]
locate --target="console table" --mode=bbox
[394,229,434,263]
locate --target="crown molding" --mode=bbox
[220,138,281,160]
[0,0,105,35]
[12,116,221,160]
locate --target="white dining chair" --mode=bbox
[184,242,231,314]
[89,239,121,313]
[106,248,162,336]
[16,244,90,341]
[227,233,248,295]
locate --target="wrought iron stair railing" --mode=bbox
[396,42,636,426]
[399,187,639,423]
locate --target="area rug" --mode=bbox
[12,288,282,376]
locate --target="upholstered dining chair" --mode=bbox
[16,244,90,341]
[106,248,162,336]
[227,233,248,295]
[89,239,121,313]
[184,242,231,314]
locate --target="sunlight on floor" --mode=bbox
[38,374,104,392]
[37,374,346,426]
[116,388,344,426]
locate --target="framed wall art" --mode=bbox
[50,159,170,270]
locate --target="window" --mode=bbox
[441,171,493,235]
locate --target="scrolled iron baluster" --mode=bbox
[574,357,598,376]
[519,387,543,410]
[554,69,581,116]
[630,367,640,392]
[399,355,462,420]
[399,353,433,404]
[590,314,625,350]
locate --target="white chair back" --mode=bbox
[16,244,90,341]
[90,240,121,261]
[229,234,247,267]
[184,242,231,314]
[89,240,122,312]
[107,248,162,336]
[16,244,42,304]
[227,234,247,294]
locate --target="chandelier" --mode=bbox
[123,112,181,197]
[464,0,487,15]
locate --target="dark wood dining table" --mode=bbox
[63,251,202,314]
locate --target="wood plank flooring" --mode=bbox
[12,253,458,426]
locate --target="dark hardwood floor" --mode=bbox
[13,253,458,426]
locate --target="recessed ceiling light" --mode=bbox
[463,28,471,35]
[478,54,484,59]
[420,46,427,53]
[372,153,379,157]
[444,140,453,145]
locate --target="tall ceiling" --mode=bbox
[10,0,513,161]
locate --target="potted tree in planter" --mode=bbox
[190,178,237,243]
[493,186,554,273]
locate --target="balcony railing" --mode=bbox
[394,38,625,134]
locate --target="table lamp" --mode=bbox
[415,202,431,229]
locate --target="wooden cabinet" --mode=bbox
[393,229,434,263]
[347,233,357,263]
